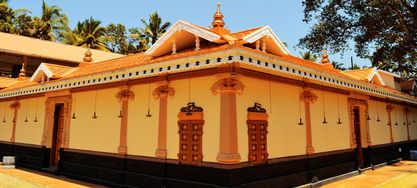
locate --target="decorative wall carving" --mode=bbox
[247,103,267,113]
[300,89,318,103]
[180,102,203,115]
[153,85,175,99]
[404,107,410,114]
[386,104,394,112]
[115,89,135,102]
[9,101,20,109]
[211,75,245,95]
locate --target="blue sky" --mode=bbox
[9,0,370,68]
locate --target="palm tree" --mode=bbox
[141,12,171,44]
[331,61,346,70]
[300,51,317,62]
[33,0,68,41]
[63,17,109,51]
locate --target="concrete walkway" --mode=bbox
[0,165,104,188]
[0,162,416,188]
[324,161,417,188]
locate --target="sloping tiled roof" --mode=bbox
[343,68,374,81]
[43,63,77,78]
[0,22,414,104]
[0,77,18,89]
[0,32,125,63]
[2,79,37,91]
[401,80,415,91]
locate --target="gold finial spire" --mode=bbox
[212,2,225,28]
[83,45,93,63]
[18,62,26,78]
[18,56,27,80]
[321,49,329,64]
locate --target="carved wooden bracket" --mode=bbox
[9,101,20,109]
[386,104,394,112]
[300,89,318,103]
[404,107,410,114]
[153,85,175,99]
[247,103,267,113]
[115,89,135,102]
[211,74,245,95]
[180,102,203,113]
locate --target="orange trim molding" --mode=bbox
[404,107,411,141]
[212,74,244,164]
[116,86,135,154]
[153,82,175,158]
[9,100,20,143]
[41,95,72,148]
[386,104,394,143]
[300,88,317,155]
[348,99,371,148]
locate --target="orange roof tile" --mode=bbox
[0,77,17,89]
[42,63,77,78]
[343,68,375,81]
[229,27,262,41]
[1,79,37,91]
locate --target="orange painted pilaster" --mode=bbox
[300,89,317,155]
[9,100,20,143]
[211,74,244,164]
[153,84,174,158]
[386,104,394,143]
[116,87,134,154]
[404,108,410,141]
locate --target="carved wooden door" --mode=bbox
[353,107,364,168]
[247,120,268,165]
[51,104,64,166]
[178,120,203,165]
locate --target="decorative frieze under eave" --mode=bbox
[0,48,415,106]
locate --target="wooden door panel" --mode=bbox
[247,120,268,165]
[178,120,203,164]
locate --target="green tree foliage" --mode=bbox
[107,23,127,53]
[32,0,68,41]
[0,1,15,33]
[1,1,170,54]
[63,17,109,51]
[299,0,417,77]
[331,61,346,71]
[141,12,171,45]
[300,51,317,62]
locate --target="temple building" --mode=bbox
[0,4,416,188]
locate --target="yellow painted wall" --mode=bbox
[127,84,159,157]
[368,100,390,145]
[15,97,45,145]
[0,101,15,142]
[310,90,350,153]
[69,88,120,153]
[166,76,220,162]
[391,104,408,142]
[237,77,305,161]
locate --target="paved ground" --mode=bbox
[0,165,104,188]
[0,161,416,187]
[324,161,417,188]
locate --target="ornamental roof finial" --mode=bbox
[212,2,225,28]
[83,45,93,63]
[321,49,329,64]
[18,60,26,79]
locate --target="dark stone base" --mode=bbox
[1,140,416,187]
[58,148,358,188]
[0,141,50,170]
